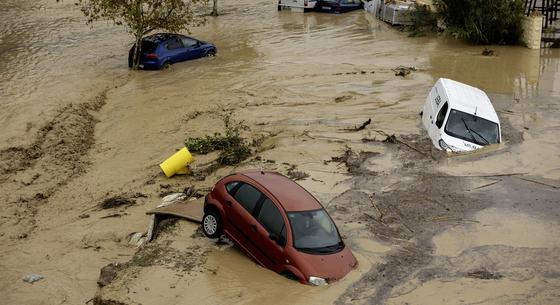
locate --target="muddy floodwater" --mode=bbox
[1,0,559,304]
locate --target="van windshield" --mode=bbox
[287,209,343,255]
[444,109,500,145]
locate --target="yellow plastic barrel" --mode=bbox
[159,147,194,178]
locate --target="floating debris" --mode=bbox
[392,65,416,77]
[99,196,135,209]
[383,134,398,143]
[481,48,494,56]
[22,274,44,284]
[345,118,372,131]
[334,95,353,103]
[97,263,121,287]
[467,268,502,280]
[287,165,309,181]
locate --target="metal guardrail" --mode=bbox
[525,0,559,28]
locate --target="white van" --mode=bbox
[422,78,501,152]
[278,0,317,12]
[365,0,414,25]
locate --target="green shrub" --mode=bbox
[185,111,251,166]
[407,4,439,37]
[434,0,525,44]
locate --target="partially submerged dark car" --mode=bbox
[202,170,357,285]
[128,33,217,70]
[314,0,363,13]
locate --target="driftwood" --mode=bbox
[439,173,528,178]
[100,213,127,219]
[341,118,372,132]
[368,194,385,224]
[429,216,480,223]
[354,118,372,131]
[468,179,501,191]
[372,130,435,160]
[519,177,560,189]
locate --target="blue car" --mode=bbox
[128,33,217,70]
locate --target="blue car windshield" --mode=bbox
[444,109,500,145]
[288,209,343,254]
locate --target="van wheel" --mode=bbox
[202,210,222,238]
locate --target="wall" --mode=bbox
[521,15,543,49]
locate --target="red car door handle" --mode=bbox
[225,200,232,207]
[251,224,257,231]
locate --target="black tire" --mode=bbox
[161,61,171,70]
[128,48,134,68]
[202,210,223,238]
[205,50,216,57]
[281,271,298,281]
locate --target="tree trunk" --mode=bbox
[212,0,218,16]
[133,33,142,70]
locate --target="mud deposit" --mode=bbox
[1,0,560,305]
[0,92,108,239]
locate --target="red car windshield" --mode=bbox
[288,209,343,254]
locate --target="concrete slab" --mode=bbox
[146,198,204,223]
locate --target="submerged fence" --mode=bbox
[525,0,559,28]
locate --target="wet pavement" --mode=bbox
[1,0,559,304]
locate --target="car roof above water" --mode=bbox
[437,78,500,123]
[144,33,180,44]
[239,170,323,212]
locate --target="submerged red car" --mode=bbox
[202,170,357,285]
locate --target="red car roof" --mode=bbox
[239,170,322,212]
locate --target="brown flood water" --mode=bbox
[1,0,559,304]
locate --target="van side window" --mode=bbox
[435,102,448,129]
[233,184,262,214]
[257,198,286,246]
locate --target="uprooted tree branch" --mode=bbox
[211,0,218,16]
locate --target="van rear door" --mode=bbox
[423,84,439,141]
